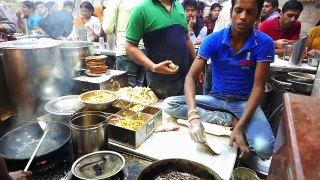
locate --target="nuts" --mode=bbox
[168,62,179,70]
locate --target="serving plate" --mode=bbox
[44,95,85,115]
[84,69,110,77]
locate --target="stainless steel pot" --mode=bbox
[0,38,69,119]
[71,151,125,180]
[69,111,110,158]
[59,41,91,73]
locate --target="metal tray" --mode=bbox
[107,105,162,149]
[44,95,85,115]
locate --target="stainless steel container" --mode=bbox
[69,111,109,158]
[0,38,68,119]
[59,41,91,73]
[288,36,308,66]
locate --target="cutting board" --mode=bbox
[177,119,232,136]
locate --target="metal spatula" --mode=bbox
[24,120,49,171]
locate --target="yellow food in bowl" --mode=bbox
[81,91,117,104]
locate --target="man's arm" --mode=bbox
[126,41,178,74]
[230,62,270,158]
[102,0,117,34]
[185,57,207,142]
[0,5,17,33]
[194,26,207,45]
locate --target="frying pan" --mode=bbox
[0,121,72,171]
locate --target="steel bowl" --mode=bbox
[271,74,292,91]
[71,151,125,180]
[79,90,118,111]
[288,72,315,81]
[291,80,313,95]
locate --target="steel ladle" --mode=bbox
[24,120,49,171]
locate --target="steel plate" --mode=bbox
[45,95,85,115]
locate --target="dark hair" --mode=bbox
[23,1,36,11]
[197,1,205,11]
[282,0,303,13]
[63,1,74,8]
[35,1,45,7]
[264,0,279,8]
[210,3,222,11]
[80,1,94,14]
[316,19,320,27]
[182,0,197,10]
[45,1,56,10]
[231,0,263,17]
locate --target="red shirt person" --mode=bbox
[258,0,303,56]
[203,3,222,35]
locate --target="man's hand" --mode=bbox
[16,11,22,19]
[229,128,250,159]
[153,60,179,74]
[188,119,206,143]
[9,170,32,180]
[188,16,196,31]
[274,39,294,49]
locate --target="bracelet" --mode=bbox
[187,109,197,116]
[152,64,156,72]
[188,114,200,123]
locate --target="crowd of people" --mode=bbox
[0,0,320,179]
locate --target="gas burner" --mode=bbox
[62,169,128,180]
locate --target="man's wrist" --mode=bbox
[189,31,195,36]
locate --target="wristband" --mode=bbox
[187,109,197,116]
[188,115,200,123]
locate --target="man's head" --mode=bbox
[63,0,74,13]
[210,3,222,20]
[280,0,303,29]
[182,0,197,21]
[230,0,263,34]
[45,1,57,13]
[196,1,205,17]
[261,0,278,18]
[22,1,36,15]
[35,1,47,16]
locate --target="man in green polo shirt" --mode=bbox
[126,0,196,99]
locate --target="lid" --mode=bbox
[44,95,85,115]
[0,38,61,49]
[72,151,125,180]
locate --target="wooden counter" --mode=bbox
[268,93,320,180]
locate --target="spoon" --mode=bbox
[24,120,49,171]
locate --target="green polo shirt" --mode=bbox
[126,0,190,82]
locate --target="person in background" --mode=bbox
[259,0,303,56]
[213,0,231,33]
[203,3,222,35]
[306,19,320,57]
[163,0,275,163]
[47,0,74,39]
[260,0,279,23]
[45,1,58,14]
[63,0,74,14]
[0,3,17,41]
[65,1,100,42]
[0,157,32,180]
[126,0,196,99]
[35,1,50,35]
[16,1,41,31]
[183,0,207,45]
[103,0,146,87]
[196,1,205,19]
